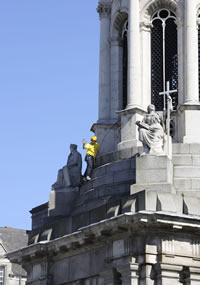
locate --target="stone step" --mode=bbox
[80,169,135,194]
[172,143,200,155]
[172,154,200,166]
[80,158,136,194]
[176,189,200,198]
[174,178,200,190]
[92,158,135,178]
[79,182,130,203]
[173,166,200,178]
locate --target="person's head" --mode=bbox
[90,136,97,145]
[70,144,77,152]
[147,104,155,113]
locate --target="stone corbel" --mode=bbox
[97,3,111,19]
[140,21,152,32]
[175,17,183,29]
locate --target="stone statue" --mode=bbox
[52,144,82,189]
[136,104,165,156]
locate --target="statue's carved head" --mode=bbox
[70,144,77,151]
[147,104,155,113]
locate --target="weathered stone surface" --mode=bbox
[48,187,79,217]
[136,156,173,184]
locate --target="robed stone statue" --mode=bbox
[136,104,165,156]
[52,144,82,189]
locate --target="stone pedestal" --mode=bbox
[131,156,174,194]
[48,187,79,217]
[117,107,146,150]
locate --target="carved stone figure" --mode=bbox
[67,144,82,186]
[136,104,165,156]
[52,144,82,189]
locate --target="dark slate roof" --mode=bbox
[0,227,28,277]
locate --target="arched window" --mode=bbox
[151,9,178,111]
[122,20,128,109]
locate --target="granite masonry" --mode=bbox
[7,0,200,284]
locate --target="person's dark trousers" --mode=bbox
[84,154,94,178]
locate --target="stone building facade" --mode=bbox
[7,0,200,284]
[0,227,28,285]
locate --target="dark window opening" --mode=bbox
[151,11,178,111]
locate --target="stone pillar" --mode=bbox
[177,0,200,143]
[140,23,151,109]
[117,263,139,285]
[140,264,154,285]
[97,3,111,122]
[127,0,141,108]
[156,264,182,285]
[110,37,123,119]
[184,0,199,103]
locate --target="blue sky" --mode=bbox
[0,1,100,230]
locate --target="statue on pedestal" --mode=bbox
[136,104,165,156]
[52,144,82,189]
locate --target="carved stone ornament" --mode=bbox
[97,3,111,19]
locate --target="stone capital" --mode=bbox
[97,3,111,19]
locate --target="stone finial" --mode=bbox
[97,3,111,19]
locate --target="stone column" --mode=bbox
[117,263,139,285]
[140,23,151,109]
[97,3,111,122]
[177,1,200,143]
[127,0,141,108]
[110,37,123,120]
[184,0,199,103]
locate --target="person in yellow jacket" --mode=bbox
[82,136,100,181]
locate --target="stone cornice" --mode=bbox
[6,211,200,265]
[97,3,111,19]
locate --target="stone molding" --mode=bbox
[7,211,200,266]
[97,3,111,19]
[145,0,178,18]
[113,11,128,32]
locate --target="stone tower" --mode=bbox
[7,0,200,284]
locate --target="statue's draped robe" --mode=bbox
[67,151,82,186]
[139,112,164,154]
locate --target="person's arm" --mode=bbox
[82,139,86,149]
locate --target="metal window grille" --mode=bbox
[122,20,128,109]
[151,9,178,111]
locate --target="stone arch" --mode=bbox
[141,0,182,23]
[111,9,128,38]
